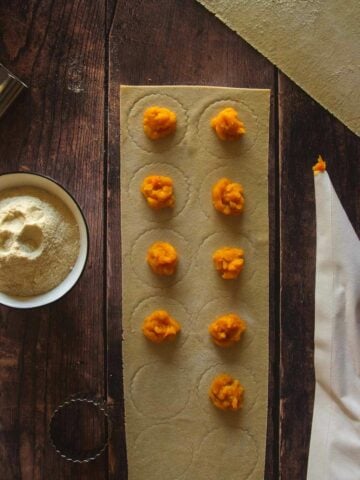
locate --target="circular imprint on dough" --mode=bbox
[195,231,256,294]
[128,163,190,222]
[130,228,191,288]
[199,165,258,224]
[130,295,189,345]
[197,363,259,419]
[193,297,256,352]
[127,94,188,153]
[133,423,194,480]
[197,99,258,158]
[189,427,258,480]
[130,361,192,420]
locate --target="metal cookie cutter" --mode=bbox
[49,394,111,463]
[0,63,27,119]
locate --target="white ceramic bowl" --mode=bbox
[0,172,89,308]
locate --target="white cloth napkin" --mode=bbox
[307,169,360,479]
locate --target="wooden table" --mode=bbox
[0,1,359,478]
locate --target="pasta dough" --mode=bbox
[120,85,270,480]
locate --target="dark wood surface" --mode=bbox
[0,1,359,479]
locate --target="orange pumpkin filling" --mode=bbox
[213,247,245,279]
[312,155,327,175]
[212,178,245,215]
[142,310,181,343]
[209,374,244,411]
[143,106,177,140]
[141,175,175,209]
[210,107,245,141]
[208,314,247,347]
[146,241,178,276]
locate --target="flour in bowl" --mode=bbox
[0,186,80,296]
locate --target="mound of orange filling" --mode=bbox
[209,374,244,411]
[210,107,245,141]
[143,106,177,140]
[147,241,178,276]
[213,247,245,279]
[141,175,175,209]
[142,310,181,343]
[212,178,245,215]
[312,154,327,175]
[208,313,246,347]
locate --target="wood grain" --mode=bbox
[0,1,107,479]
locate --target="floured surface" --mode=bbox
[196,0,360,136]
[120,85,270,479]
